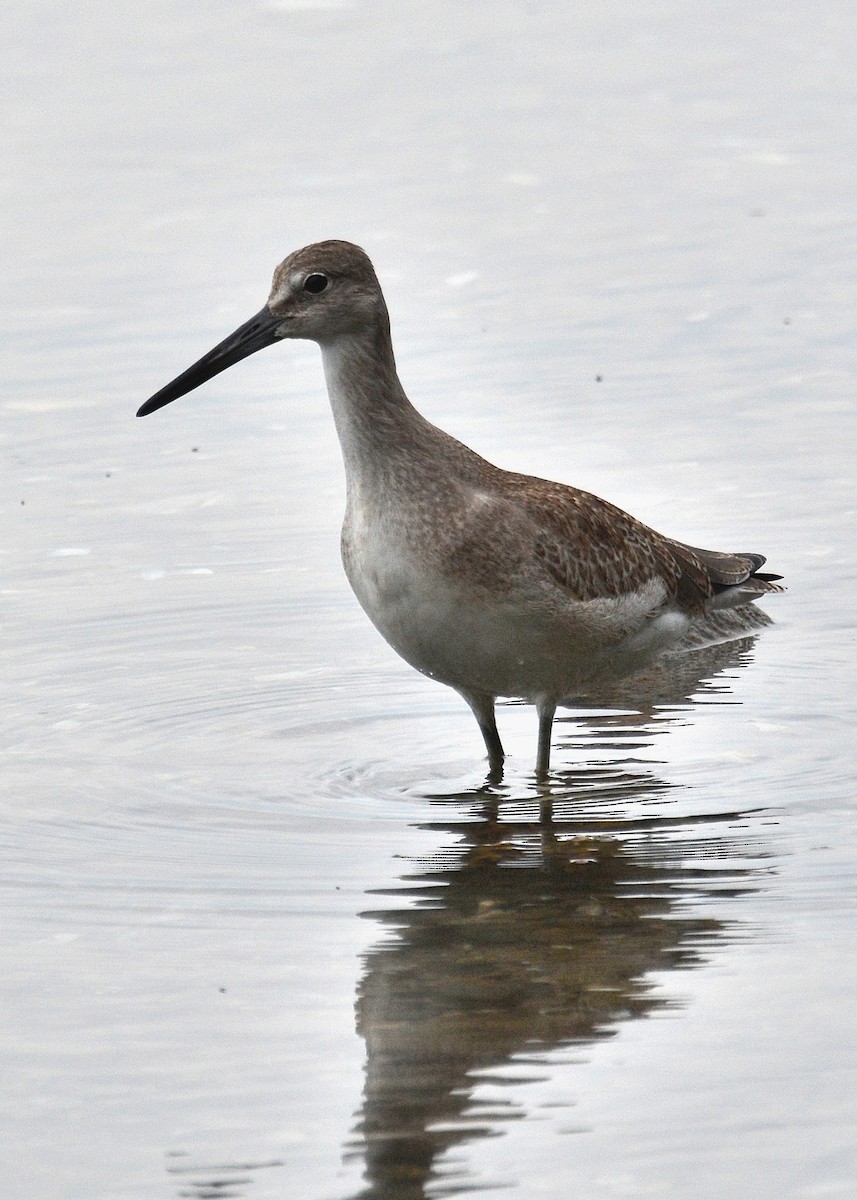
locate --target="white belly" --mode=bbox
[341,518,688,702]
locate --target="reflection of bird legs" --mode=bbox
[350,762,769,1200]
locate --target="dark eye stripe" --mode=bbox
[304,273,329,294]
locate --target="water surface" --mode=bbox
[2,2,856,1198]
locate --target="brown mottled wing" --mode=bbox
[507,477,714,612]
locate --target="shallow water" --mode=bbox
[2,2,857,1198]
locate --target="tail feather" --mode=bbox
[672,540,785,610]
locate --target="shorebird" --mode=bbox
[138,240,783,777]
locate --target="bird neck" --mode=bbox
[319,324,437,492]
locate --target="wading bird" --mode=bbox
[138,241,782,777]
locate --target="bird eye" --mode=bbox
[303,273,329,294]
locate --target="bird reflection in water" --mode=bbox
[346,621,775,1199]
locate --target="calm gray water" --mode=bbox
[3,2,856,1198]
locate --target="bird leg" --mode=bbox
[459,690,504,777]
[535,697,557,779]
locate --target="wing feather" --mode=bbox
[499,475,781,613]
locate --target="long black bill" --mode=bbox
[136,306,283,417]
